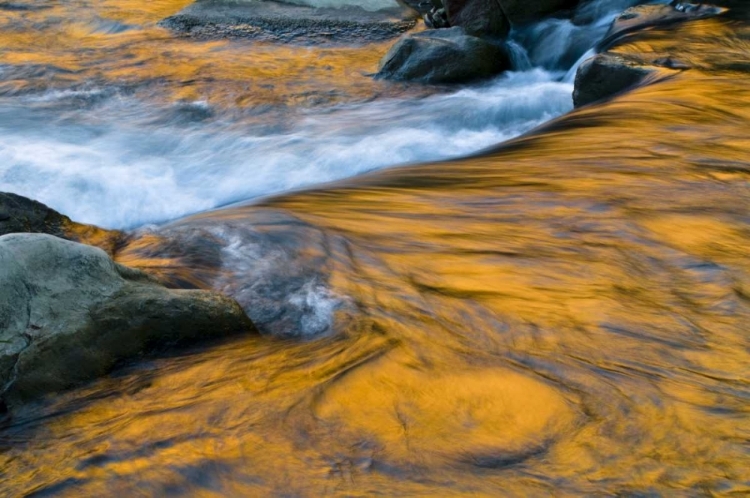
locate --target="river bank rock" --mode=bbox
[160,0,417,44]
[376,26,511,84]
[0,233,256,410]
[0,192,122,255]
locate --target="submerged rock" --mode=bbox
[0,233,256,409]
[377,26,511,84]
[160,0,417,44]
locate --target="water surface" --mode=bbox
[2,0,749,496]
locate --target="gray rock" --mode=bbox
[573,52,661,107]
[159,0,418,44]
[377,26,511,84]
[0,233,256,408]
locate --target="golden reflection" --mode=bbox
[2,2,750,497]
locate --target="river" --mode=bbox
[1,0,749,495]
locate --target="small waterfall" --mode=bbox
[511,0,649,70]
[506,40,533,71]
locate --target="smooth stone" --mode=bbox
[313,352,581,469]
[573,52,667,107]
[377,26,511,84]
[159,0,418,44]
[0,233,256,410]
[443,0,510,37]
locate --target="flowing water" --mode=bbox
[2,0,750,496]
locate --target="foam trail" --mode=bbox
[0,70,572,229]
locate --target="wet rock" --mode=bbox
[396,0,438,16]
[499,0,580,24]
[0,192,122,255]
[443,0,509,37]
[377,26,511,84]
[599,2,727,50]
[0,233,256,408]
[424,6,450,29]
[573,52,661,107]
[119,209,353,339]
[159,0,418,44]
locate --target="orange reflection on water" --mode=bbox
[1,3,750,497]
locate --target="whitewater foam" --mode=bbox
[0,70,572,229]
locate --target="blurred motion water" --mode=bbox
[0,0,592,229]
[2,0,750,496]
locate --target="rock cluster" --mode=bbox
[377,0,579,84]
[0,194,257,415]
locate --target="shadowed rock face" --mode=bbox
[159,0,418,44]
[499,0,579,24]
[377,26,511,83]
[443,0,509,37]
[0,233,256,410]
[0,192,122,256]
[573,53,665,107]
[442,0,579,37]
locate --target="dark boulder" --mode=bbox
[0,192,122,255]
[443,0,509,37]
[499,0,580,24]
[573,52,661,107]
[0,233,256,410]
[377,26,511,84]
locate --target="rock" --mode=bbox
[573,52,661,107]
[0,233,256,408]
[159,0,418,44]
[443,0,509,37]
[0,192,122,255]
[598,2,726,51]
[396,0,438,16]
[499,0,580,25]
[377,26,511,84]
